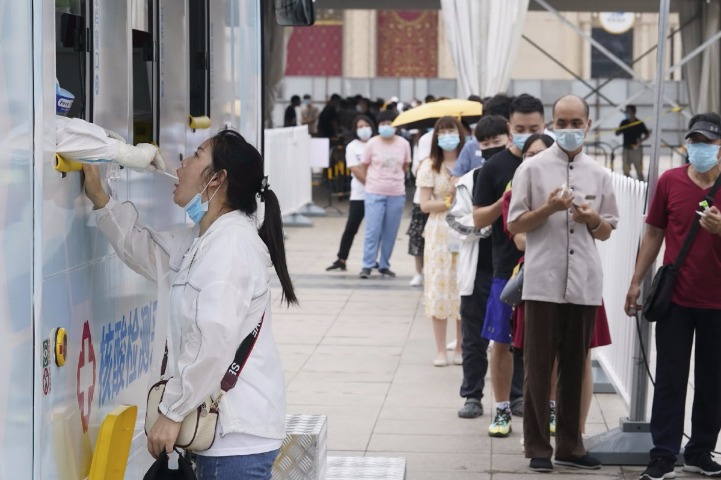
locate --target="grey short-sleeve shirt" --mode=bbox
[507,143,619,306]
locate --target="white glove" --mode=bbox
[103,128,126,142]
[113,143,166,173]
[148,147,166,173]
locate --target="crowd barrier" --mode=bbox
[595,172,648,407]
[264,126,312,217]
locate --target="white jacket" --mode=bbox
[95,198,286,442]
[446,169,491,296]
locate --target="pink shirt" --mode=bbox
[361,135,411,196]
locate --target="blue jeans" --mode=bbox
[362,193,405,270]
[195,449,279,480]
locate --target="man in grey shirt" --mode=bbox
[507,95,619,473]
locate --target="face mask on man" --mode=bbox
[357,126,372,141]
[379,125,395,138]
[184,174,219,224]
[512,133,531,152]
[555,129,586,151]
[482,146,506,160]
[303,99,311,106]
[687,142,721,173]
[437,133,461,151]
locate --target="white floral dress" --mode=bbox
[416,158,460,320]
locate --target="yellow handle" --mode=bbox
[189,115,211,129]
[55,154,83,173]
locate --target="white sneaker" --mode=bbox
[409,273,423,287]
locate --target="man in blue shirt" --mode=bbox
[452,137,483,177]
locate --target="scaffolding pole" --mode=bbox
[532,0,684,114]
[586,0,672,465]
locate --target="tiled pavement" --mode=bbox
[270,191,713,480]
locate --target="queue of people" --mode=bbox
[310,89,721,479]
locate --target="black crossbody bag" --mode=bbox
[643,173,721,322]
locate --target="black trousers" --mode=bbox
[336,200,364,261]
[511,347,524,404]
[650,302,721,459]
[459,269,492,400]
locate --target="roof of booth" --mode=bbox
[315,0,687,12]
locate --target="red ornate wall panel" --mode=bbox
[376,10,438,77]
[285,25,343,76]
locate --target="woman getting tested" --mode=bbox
[83,129,297,480]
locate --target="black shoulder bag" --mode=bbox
[643,173,721,321]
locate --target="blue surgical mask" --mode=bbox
[379,125,395,138]
[512,133,531,152]
[555,129,586,151]
[687,142,721,173]
[184,175,219,224]
[438,133,461,151]
[357,126,372,141]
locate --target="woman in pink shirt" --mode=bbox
[359,110,411,278]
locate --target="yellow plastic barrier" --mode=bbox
[88,405,138,480]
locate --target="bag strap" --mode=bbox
[673,172,721,269]
[219,312,265,392]
[159,311,266,394]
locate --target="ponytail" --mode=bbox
[208,129,298,307]
[258,190,298,306]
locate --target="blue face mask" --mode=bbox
[438,133,461,151]
[184,175,218,224]
[357,126,372,141]
[379,125,395,138]
[555,129,586,151]
[687,142,721,173]
[512,133,531,152]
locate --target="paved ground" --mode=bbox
[269,182,711,479]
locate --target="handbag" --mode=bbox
[643,265,676,322]
[500,263,524,307]
[643,173,721,321]
[143,449,196,480]
[145,312,265,451]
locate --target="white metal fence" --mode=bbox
[595,172,648,406]
[264,126,313,217]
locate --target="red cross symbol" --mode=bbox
[76,321,96,433]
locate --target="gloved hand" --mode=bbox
[113,143,166,173]
[103,128,126,142]
[148,147,166,173]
